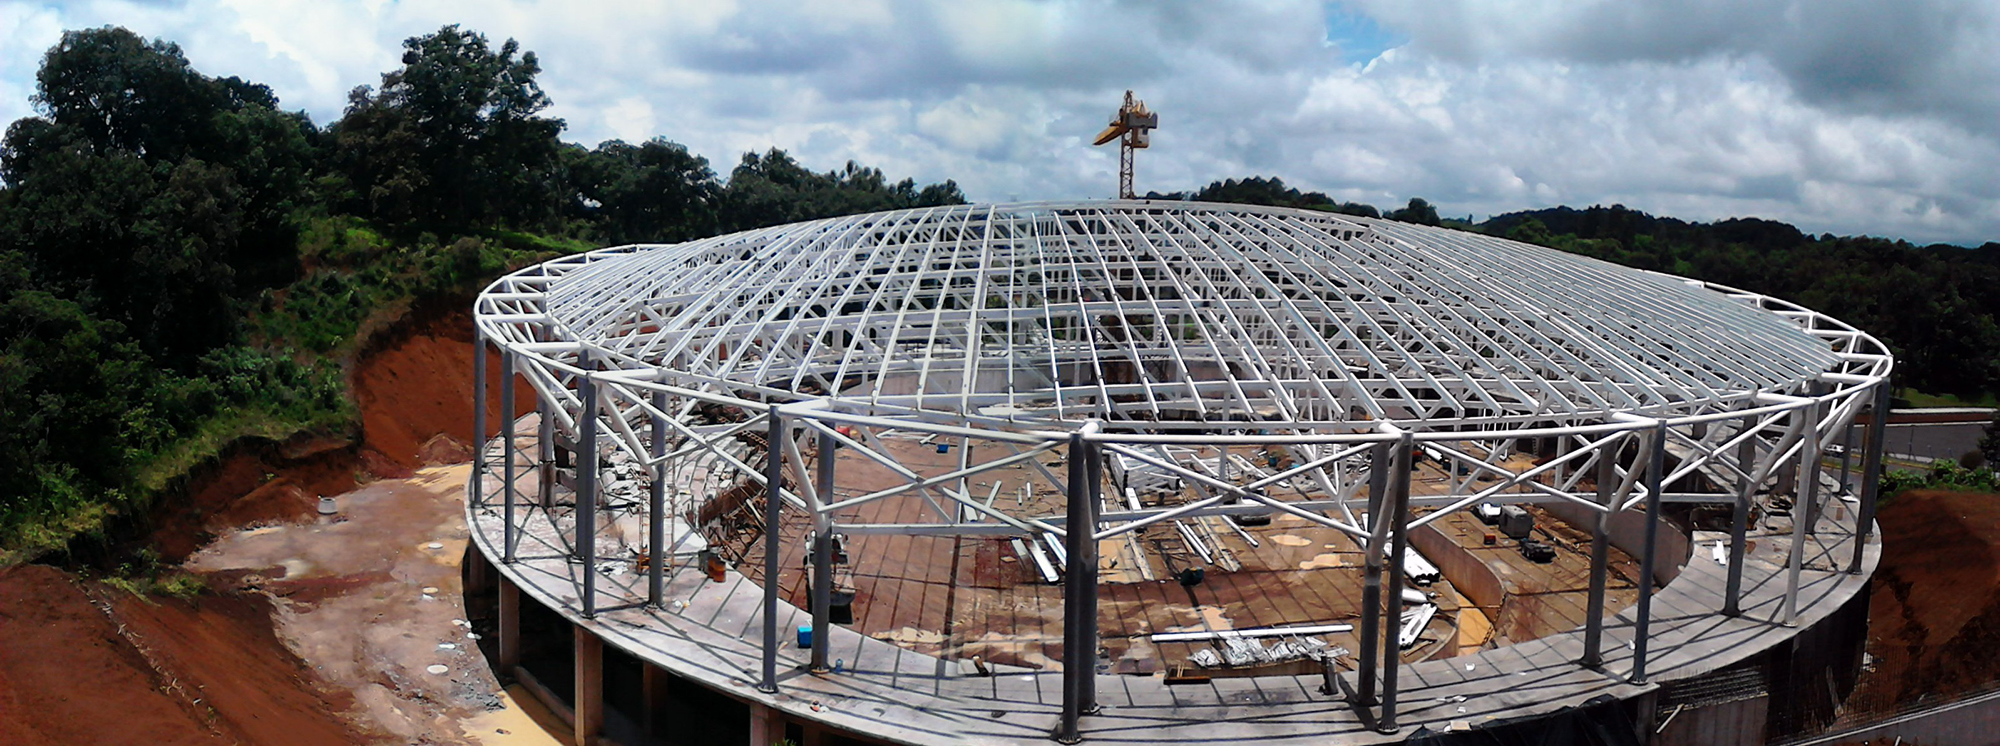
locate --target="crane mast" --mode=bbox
[1092,90,1159,199]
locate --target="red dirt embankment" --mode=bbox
[148,435,363,562]
[0,565,363,745]
[1849,489,2000,711]
[1,303,531,745]
[352,301,534,476]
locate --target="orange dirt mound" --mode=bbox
[0,565,369,745]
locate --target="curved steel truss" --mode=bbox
[469,200,1893,739]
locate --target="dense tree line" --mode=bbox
[0,25,962,560]
[1147,175,1444,225]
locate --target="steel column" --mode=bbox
[1552,435,1570,492]
[1724,416,1756,617]
[577,362,599,619]
[811,428,836,673]
[648,390,668,607]
[759,412,785,694]
[1851,382,1891,574]
[1056,432,1098,742]
[1630,421,1666,685]
[1378,433,1413,733]
[1352,440,1390,706]
[1838,414,1856,495]
[1804,384,1827,535]
[501,351,517,564]
[1083,438,1103,713]
[1784,396,1824,624]
[537,397,554,511]
[1580,444,1615,668]
[473,330,487,508]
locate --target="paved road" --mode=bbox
[1861,422,1988,462]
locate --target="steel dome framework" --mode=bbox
[468,201,1893,742]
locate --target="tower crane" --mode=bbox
[1093,90,1158,199]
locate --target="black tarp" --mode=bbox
[1404,695,1645,746]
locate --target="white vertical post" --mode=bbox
[811,427,835,673]
[1377,432,1413,733]
[1352,440,1390,705]
[473,330,487,508]
[1581,444,1614,668]
[648,389,668,607]
[502,350,517,563]
[1630,420,1666,685]
[758,412,785,694]
[577,356,599,619]
[1850,382,1890,574]
[1785,397,1825,625]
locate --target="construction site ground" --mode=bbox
[725,436,1642,674]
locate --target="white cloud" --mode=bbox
[0,0,1995,244]
[601,97,656,144]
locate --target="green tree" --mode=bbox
[333,24,563,230]
[1388,197,1441,226]
[0,144,242,363]
[0,288,157,530]
[1174,176,1381,217]
[24,27,220,164]
[568,138,721,244]
[1,26,321,355]
[1503,217,1554,246]
[717,149,963,232]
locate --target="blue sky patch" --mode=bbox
[1324,3,1405,65]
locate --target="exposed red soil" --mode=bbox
[0,565,369,745]
[148,435,362,562]
[1847,489,2000,713]
[3,302,534,745]
[351,301,533,472]
[188,465,520,744]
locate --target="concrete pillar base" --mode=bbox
[749,702,781,746]
[499,577,522,673]
[642,663,670,738]
[574,627,603,746]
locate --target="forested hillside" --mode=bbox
[0,25,963,562]
[1,25,1993,565]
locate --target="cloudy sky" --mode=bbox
[2,0,1996,245]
